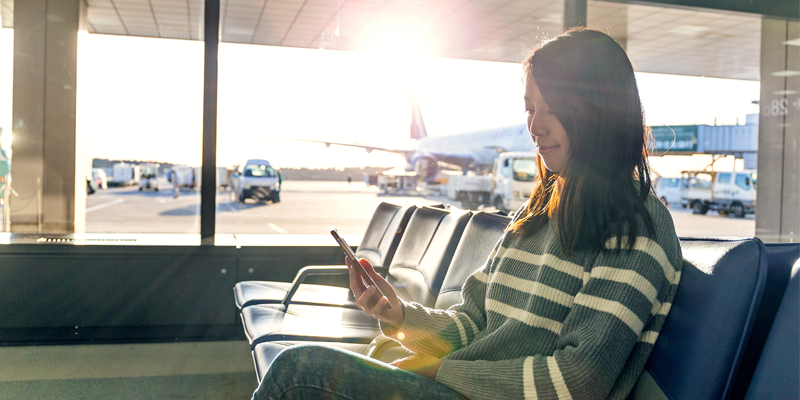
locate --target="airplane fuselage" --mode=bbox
[411,124,534,171]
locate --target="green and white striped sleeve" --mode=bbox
[379,238,503,357]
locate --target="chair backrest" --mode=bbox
[744,260,799,400]
[354,202,417,268]
[631,238,767,400]
[435,211,511,309]
[729,242,800,399]
[387,206,472,307]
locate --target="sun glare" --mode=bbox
[366,26,434,59]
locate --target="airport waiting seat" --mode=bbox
[234,202,417,310]
[240,205,472,350]
[743,259,799,400]
[630,237,768,400]
[728,242,800,399]
[251,211,512,382]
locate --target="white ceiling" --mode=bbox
[0,0,762,80]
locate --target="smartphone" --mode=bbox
[330,226,391,307]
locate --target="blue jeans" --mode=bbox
[251,344,468,400]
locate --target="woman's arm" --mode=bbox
[435,236,682,400]
[376,235,507,358]
[380,262,493,358]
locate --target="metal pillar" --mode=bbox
[564,0,587,31]
[756,18,800,243]
[201,0,220,244]
[11,0,87,233]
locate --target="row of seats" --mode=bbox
[234,201,799,399]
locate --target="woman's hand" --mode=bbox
[390,354,443,380]
[346,257,404,326]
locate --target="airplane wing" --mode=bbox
[282,137,412,157]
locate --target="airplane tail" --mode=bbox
[410,95,428,140]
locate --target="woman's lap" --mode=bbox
[251,344,467,400]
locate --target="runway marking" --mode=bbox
[86,199,124,213]
[267,223,289,234]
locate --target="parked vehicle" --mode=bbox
[655,177,681,206]
[91,168,108,190]
[229,159,281,203]
[170,165,196,189]
[679,170,756,217]
[138,163,161,191]
[112,163,141,187]
[447,152,537,212]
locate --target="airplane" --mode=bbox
[297,97,536,182]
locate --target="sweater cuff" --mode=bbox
[379,301,406,337]
[378,300,430,341]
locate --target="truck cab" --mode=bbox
[446,152,537,212]
[679,170,756,217]
[230,159,281,203]
[491,152,538,213]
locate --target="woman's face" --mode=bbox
[524,74,570,173]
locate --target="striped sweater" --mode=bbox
[382,194,683,400]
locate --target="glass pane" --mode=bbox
[512,158,538,182]
[79,31,204,233]
[588,1,763,237]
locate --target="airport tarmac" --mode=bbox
[85,180,755,238]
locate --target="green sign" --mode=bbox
[650,125,698,154]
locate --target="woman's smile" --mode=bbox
[536,144,561,155]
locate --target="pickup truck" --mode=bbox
[230,159,281,203]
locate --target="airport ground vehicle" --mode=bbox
[680,170,756,217]
[111,163,141,187]
[170,165,196,190]
[138,163,161,191]
[655,177,681,206]
[91,168,108,190]
[229,159,281,203]
[447,152,537,212]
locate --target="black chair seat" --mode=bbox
[242,304,380,348]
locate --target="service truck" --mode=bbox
[138,163,161,191]
[447,152,537,212]
[679,170,756,218]
[112,163,141,187]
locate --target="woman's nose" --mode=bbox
[528,120,545,137]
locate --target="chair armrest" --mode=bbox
[365,334,403,360]
[282,265,390,305]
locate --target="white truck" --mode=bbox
[654,177,682,206]
[170,165,196,190]
[112,163,141,187]
[679,170,756,218]
[447,152,538,212]
[229,159,282,203]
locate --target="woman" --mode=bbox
[252,27,683,400]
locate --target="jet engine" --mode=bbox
[407,154,439,182]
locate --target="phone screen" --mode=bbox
[330,226,390,306]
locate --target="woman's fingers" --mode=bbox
[351,258,405,326]
[358,259,399,305]
[346,257,366,297]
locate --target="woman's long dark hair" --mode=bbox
[508,27,655,255]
